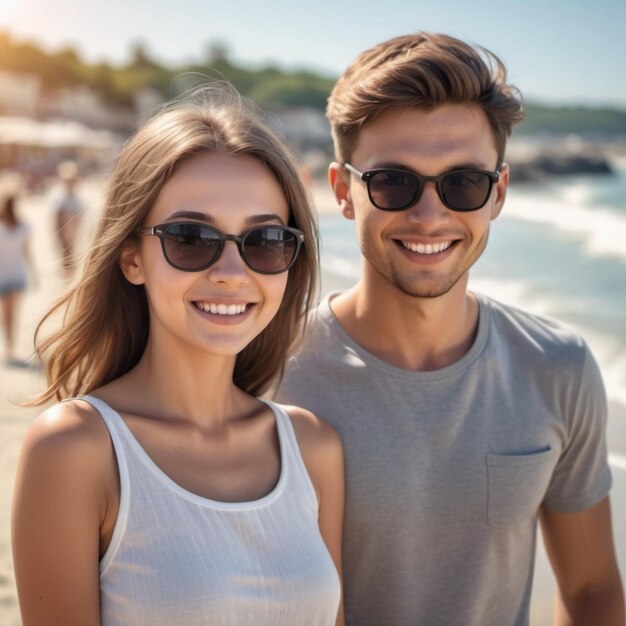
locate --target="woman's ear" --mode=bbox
[119,239,145,285]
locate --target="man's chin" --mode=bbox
[390,273,467,300]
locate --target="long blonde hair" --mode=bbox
[33,87,318,404]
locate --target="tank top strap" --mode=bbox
[75,395,131,455]
[72,395,133,495]
[261,400,319,508]
[70,395,132,573]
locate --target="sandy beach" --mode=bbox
[1,180,624,625]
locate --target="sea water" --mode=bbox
[318,163,626,414]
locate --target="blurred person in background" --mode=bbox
[53,160,85,278]
[0,191,36,365]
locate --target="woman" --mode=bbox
[12,89,344,626]
[52,160,84,278]
[0,193,35,363]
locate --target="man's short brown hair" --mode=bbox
[327,32,525,165]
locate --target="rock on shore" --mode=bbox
[508,153,614,183]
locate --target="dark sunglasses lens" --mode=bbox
[162,223,221,270]
[441,171,492,210]
[243,227,299,274]
[369,171,419,210]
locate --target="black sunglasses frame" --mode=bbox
[137,222,304,275]
[344,162,500,212]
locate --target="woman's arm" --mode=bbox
[12,402,114,626]
[288,406,346,626]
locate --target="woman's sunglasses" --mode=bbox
[344,163,500,212]
[137,222,304,275]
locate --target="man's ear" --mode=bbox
[491,162,510,221]
[119,239,145,285]
[328,162,355,220]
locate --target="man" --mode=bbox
[276,32,624,625]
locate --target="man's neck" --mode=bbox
[330,278,479,372]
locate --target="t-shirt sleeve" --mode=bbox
[542,343,612,512]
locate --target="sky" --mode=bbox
[1,0,625,108]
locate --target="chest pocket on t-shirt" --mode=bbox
[486,447,555,527]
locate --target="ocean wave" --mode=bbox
[321,253,361,280]
[504,189,626,261]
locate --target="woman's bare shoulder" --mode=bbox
[19,399,113,482]
[24,399,109,448]
[278,403,343,467]
[281,403,341,442]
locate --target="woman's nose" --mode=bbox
[208,241,249,284]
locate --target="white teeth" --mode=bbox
[196,302,247,315]
[401,240,452,254]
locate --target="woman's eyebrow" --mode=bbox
[166,210,214,223]
[165,211,286,225]
[247,213,286,225]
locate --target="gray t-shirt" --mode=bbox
[275,292,612,626]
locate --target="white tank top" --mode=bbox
[80,396,341,626]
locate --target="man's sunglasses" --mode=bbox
[344,163,500,212]
[137,222,304,275]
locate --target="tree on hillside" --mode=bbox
[1,31,625,134]
[128,41,160,69]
